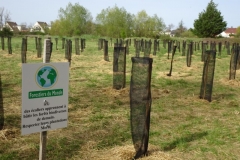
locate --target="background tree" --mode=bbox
[49,20,61,35]
[51,3,92,36]
[181,29,197,38]
[133,10,165,38]
[175,20,187,37]
[0,27,13,37]
[132,10,149,37]
[0,7,11,29]
[96,5,133,38]
[193,0,227,38]
[4,10,11,22]
[235,26,240,38]
[166,24,175,31]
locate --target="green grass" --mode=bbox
[1,36,240,159]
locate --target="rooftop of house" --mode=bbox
[224,27,237,34]
[37,21,48,28]
[6,21,19,32]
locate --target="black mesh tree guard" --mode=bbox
[149,40,152,54]
[194,42,197,51]
[119,38,123,47]
[200,50,216,102]
[113,42,118,47]
[153,39,157,56]
[80,38,84,52]
[98,39,102,50]
[75,38,80,55]
[116,38,119,46]
[55,38,58,50]
[144,40,151,57]
[104,40,109,61]
[237,45,240,69]
[101,38,104,49]
[231,43,235,55]
[21,38,27,63]
[44,39,53,63]
[125,39,129,55]
[201,42,207,62]
[67,40,72,66]
[110,38,112,46]
[62,38,65,49]
[186,43,192,67]
[182,40,186,56]
[0,74,3,130]
[1,37,4,50]
[65,39,68,59]
[223,41,227,50]
[113,46,126,90]
[172,40,175,46]
[229,46,239,80]
[130,57,153,159]
[190,41,194,55]
[210,42,216,51]
[83,39,86,49]
[227,42,230,55]
[141,39,144,52]
[25,36,28,52]
[177,41,181,53]
[135,40,140,57]
[35,37,38,49]
[37,38,42,58]
[7,36,12,54]
[218,42,222,56]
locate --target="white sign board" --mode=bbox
[21,62,69,135]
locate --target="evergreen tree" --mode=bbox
[193,0,227,38]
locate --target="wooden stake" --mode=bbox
[39,131,47,160]
[39,39,52,160]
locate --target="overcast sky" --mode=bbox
[1,0,239,29]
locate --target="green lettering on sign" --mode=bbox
[29,89,63,99]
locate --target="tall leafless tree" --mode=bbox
[0,7,11,29]
[4,10,11,23]
[0,7,4,29]
[166,24,175,31]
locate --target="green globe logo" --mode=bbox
[36,65,57,88]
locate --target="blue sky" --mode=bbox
[1,0,239,29]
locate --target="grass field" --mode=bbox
[1,35,240,160]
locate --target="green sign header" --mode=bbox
[29,89,63,99]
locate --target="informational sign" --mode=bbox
[21,62,69,135]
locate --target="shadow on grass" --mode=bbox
[0,74,4,130]
[163,131,208,151]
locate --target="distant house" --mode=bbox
[5,21,19,32]
[170,30,177,37]
[159,30,171,36]
[219,27,237,38]
[17,24,29,32]
[31,21,50,33]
